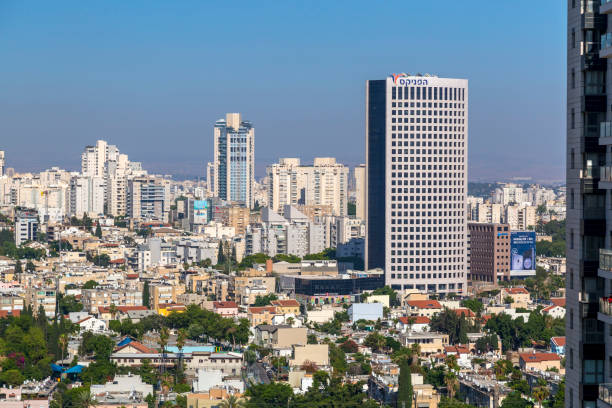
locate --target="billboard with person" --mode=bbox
[510,231,536,277]
[193,200,208,224]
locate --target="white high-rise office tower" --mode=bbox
[213,113,255,208]
[266,158,349,216]
[366,74,468,295]
[0,151,5,177]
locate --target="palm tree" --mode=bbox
[286,316,295,326]
[77,388,98,408]
[59,333,68,363]
[176,328,187,382]
[243,349,257,367]
[218,395,244,408]
[445,355,459,400]
[109,303,118,321]
[444,369,458,400]
[158,326,170,379]
[533,386,549,408]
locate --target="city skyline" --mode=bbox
[0,1,565,181]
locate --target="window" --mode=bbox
[571,148,575,169]
[571,108,575,129]
[570,348,574,369]
[572,28,576,49]
[572,68,575,89]
[583,359,604,384]
[570,308,574,329]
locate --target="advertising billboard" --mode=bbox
[510,231,536,277]
[193,200,208,224]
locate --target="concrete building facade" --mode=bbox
[213,113,255,208]
[366,74,468,294]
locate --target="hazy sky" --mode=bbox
[0,1,566,181]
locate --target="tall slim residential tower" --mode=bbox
[566,1,607,407]
[354,164,366,220]
[365,75,468,295]
[213,113,255,208]
[0,151,4,177]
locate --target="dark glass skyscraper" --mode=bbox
[566,1,608,407]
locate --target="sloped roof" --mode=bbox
[406,300,442,309]
[519,352,561,363]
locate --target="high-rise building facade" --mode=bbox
[365,75,468,294]
[566,1,608,406]
[266,158,349,216]
[467,222,510,283]
[0,150,5,177]
[213,113,255,208]
[69,176,105,218]
[127,176,167,221]
[81,140,120,178]
[354,164,366,220]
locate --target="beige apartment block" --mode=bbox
[290,344,329,367]
[267,157,349,216]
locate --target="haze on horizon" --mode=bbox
[0,1,566,182]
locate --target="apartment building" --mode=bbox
[267,157,349,216]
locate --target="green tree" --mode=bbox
[14,260,22,275]
[253,293,278,306]
[500,391,533,408]
[397,360,413,408]
[83,280,99,289]
[143,281,151,308]
[244,382,293,408]
[95,223,102,238]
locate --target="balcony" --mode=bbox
[601,249,612,272]
[602,0,612,14]
[601,33,612,58]
[600,383,612,407]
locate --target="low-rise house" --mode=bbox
[290,344,329,368]
[90,374,152,408]
[254,325,307,348]
[541,304,565,319]
[186,390,243,408]
[550,337,565,356]
[405,300,442,318]
[400,332,449,355]
[499,287,530,308]
[213,301,238,317]
[270,299,300,315]
[248,306,277,326]
[348,303,383,322]
[76,316,107,333]
[396,316,430,333]
[519,352,562,372]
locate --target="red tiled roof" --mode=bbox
[271,299,300,307]
[550,298,566,307]
[126,274,139,279]
[406,300,442,309]
[249,306,277,314]
[116,341,157,354]
[542,305,564,313]
[551,336,566,347]
[213,301,238,309]
[453,308,475,318]
[398,316,430,325]
[0,310,20,318]
[109,258,125,264]
[445,345,470,354]
[505,287,529,295]
[519,352,561,363]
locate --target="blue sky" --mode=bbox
[0,1,566,181]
